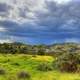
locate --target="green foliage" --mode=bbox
[37,63,53,71]
[0,68,6,75]
[0,42,80,56]
[55,53,79,72]
[17,71,31,79]
[0,42,80,80]
[37,49,46,55]
[0,54,79,80]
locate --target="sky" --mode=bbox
[0,0,80,44]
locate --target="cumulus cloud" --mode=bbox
[0,39,13,43]
[53,0,71,4]
[0,0,80,44]
[65,38,80,43]
[0,26,7,32]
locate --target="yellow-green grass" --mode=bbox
[0,54,79,80]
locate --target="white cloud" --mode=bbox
[65,38,80,43]
[0,27,6,32]
[0,39,13,43]
[0,0,73,24]
[0,0,46,24]
[53,0,71,4]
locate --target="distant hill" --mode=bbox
[0,42,80,55]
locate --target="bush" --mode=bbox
[37,63,53,71]
[8,76,17,80]
[0,68,6,75]
[17,71,31,79]
[55,53,78,72]
[12,62,20,66]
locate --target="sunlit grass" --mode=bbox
[0,54,79,80]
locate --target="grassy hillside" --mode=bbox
[0,54,79,80]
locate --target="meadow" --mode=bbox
[0,54,79,80]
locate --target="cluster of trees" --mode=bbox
[0,43,40,54]
[0,42,80,55]
[0,42,47,55]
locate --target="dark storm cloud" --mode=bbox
[0,3,11,17]
[0,0,80,44]
[35,1,80,32]
[0,3,9,12]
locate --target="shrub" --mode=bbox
[32,55,37,57]
[37,63,53,71]
[17,71,31,79]
[55,53,78,72]
[8,76,17,80]
[0,68,6,75]
[12,62,20,66]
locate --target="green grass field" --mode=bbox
[0,54,79,80]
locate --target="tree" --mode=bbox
[38,49,45,55]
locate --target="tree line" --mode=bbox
[0,42,80,56]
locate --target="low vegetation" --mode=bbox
[0,68,6,75]
[37,63,53,71]
[17,71,31,79]
[0,43,80,80]
[55,53,80,72]
[0,54,79,80]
